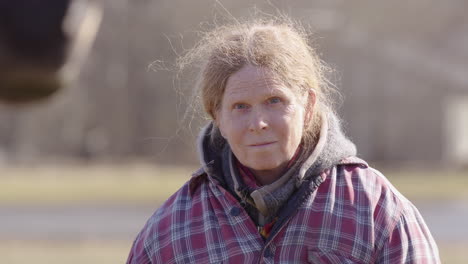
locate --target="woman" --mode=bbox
[127,20,440,263]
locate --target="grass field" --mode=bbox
[0,163,466,263]
[0,163,466,204]
[0,240,129,264]
[0,163,193,205]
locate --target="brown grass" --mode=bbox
[0,240,130,264]
[382,169,468,200]
[0,164,466,205]
[0,163,192,205]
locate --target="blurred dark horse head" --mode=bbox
[0,0,101,104]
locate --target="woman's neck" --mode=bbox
[250,162,288,186]
[248,145,303,186]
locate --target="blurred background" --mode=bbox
[1,0,467,263]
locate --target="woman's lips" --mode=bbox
[248,141,276,147]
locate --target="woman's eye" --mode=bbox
[233,103,248,110]
[268,97,282,104]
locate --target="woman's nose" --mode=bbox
[248,108,268,132]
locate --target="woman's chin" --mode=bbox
[245,161,279,171]
[245,161,287,177]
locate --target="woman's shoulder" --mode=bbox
[330,158,440,262]
[146,168,209,225]
[127,180,193,262]
[327,157,414,215]
[335,157,401,191]
[128,169,211,258]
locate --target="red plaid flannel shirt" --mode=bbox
[127,157,440,263]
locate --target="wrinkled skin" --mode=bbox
[217,65,315,185]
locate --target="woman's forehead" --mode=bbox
[224,65,292,97]
[227,65,278,85]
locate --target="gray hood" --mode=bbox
[196,112,357,223]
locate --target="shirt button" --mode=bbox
[263,248,273,258]
[230,206,241,216]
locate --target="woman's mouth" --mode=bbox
[249,141,276,147]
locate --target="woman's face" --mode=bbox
[217,65,311,184]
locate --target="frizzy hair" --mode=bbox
[178,17,339,149]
